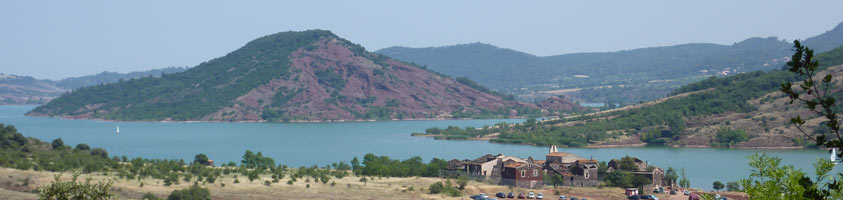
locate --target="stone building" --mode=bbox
[543,145,599,187]
[501,161,544,188]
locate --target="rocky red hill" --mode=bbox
[28,30,580,122]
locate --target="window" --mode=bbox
[533,169,538,177]
[521,170,526,177]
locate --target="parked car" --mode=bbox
[518,193,526,199]
[508,192,516,198]
[670,189,677,195]
[471,194,484,199]
[496,192,507,198]
[558,195,566,200]
[528,192,536,199]
[537,193,544,199]
[570,197,579,200]
[647,194,658,200]
[627,195,641,200]
[684,190,691,195]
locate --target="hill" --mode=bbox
[0,74,66,104]
[376,21,843,105]
[0,68,187,105]
[27,30,580,122]
[419,45,843,148]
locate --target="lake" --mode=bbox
[0,105,836,190]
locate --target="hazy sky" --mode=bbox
[2,0,843,80]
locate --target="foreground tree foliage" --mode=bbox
[37,173,118,200]
[356,153,447,177]
[740,154,841,199]
[741,41,843,199]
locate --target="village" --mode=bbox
[445,145,671,199]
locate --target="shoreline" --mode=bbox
[23,113,527,124]
[412,134,811,150]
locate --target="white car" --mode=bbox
[537,193,544,199]
[528,192,536,198]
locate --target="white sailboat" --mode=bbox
[831,148,838,164]
[116,126,120,135]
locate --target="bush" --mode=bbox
[90,148,109,159]
[51,138,64,149]
[193,154,210,165]
[167,184,210,200]
[142,192,160,200]
[715,127,749,146]
[428,180,461,197]
[37,173,118,200]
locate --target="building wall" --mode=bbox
[502,165,543,188]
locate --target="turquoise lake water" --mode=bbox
[0,105,837,189]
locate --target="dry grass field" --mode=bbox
[0,167,654,200]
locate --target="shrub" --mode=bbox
[142,192,160,200]
[74,143,90,151]
[51,138,64,149]
[37,173,118,200]
[167,184,210,200]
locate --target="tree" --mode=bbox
[632,175,652,188]
[619,156,639,171]
[51,138,64,149]
[167,184,210,200]
[193,154,210,165]
[351,156,360,174]
[74,143,90,151]
[664,167,678,186]
[740,153,841,199]
[713,181,724,192]
[605,171,634,188]
[775,40,843,199]
[781,40,841,154]
[90,148,109,159]
[679,168,690,188]
[726,181,741,192]
[37,173,118,200]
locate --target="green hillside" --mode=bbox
[28,30,577,121]
[422,45,843,147]
[377,22,843,105]
[30,30,331,120]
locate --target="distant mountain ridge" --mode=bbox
[0,67,186,104]
[28,30,580,121]
[376,21,843,105]
[55,67,187,89]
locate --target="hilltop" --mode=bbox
[27,30,580,122]
[377,21,843,105]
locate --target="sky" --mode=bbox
[2,0,843,80]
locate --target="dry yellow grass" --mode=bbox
[0,167,643,200]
